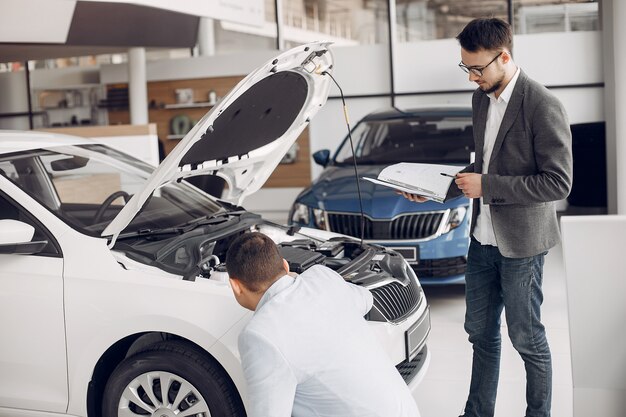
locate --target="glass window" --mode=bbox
[1,144,223,236]
[283,0,389,48]
[514,0,599,35]
[395,0,509,42]
[214,0,278,54]
[334,111,474,165]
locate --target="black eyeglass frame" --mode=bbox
[458,52,503,77]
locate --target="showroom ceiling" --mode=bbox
[0,1,199,63]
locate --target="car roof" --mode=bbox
[0,130,92,155]
[362,106,472,121]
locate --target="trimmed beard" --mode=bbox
[481,73,505,95]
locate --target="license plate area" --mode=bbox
[388,246,419,263]
[406,307,430,361]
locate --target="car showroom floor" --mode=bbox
[413,244,573,417]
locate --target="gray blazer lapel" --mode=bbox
[474,94,489,172]
[489,71,527,168]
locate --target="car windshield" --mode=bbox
[0,144,223,237]
[334,113,474,165]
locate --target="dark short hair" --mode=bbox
[225,232,285,292]
[456,17,513,54]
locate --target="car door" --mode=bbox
[0,189,68,413]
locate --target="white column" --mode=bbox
[198,17,216,56]
[275,0,285,50]
[603,0,626,214]
[562,216,626,417]
[613,0,626,214]
[128,47,148,125]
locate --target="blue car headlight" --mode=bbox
[291,203,310,225]
[312,208,327,230]
[442,206,468,234]
[290,204,327,230]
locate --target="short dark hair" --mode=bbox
[456,17,513,54]
[225,232,285,292]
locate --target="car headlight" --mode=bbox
[442,206,467,234]
[290,203,310,225]
[312,208,327,230]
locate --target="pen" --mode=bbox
[440,172,456,178]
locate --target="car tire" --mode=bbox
[102,340,245,417]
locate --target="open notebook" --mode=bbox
[362,162,463,203]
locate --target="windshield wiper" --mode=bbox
[177,210,247,229]
[115,227,185,240]
[115,210,247,240]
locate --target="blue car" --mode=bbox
[289,107,474,285]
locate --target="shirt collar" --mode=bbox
[255,274,295,312]
[488,67,521,104]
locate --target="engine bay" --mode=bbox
[114,213,410,285]
[113,212,422,323]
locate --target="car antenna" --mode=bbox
[321,70,366,248]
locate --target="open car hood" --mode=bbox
[103,42,333,242]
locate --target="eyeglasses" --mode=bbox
[458,52,502,77]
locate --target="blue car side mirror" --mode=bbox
[313,149,330,167]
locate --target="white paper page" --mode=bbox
[378,163,462,197]
[362,176,441,201]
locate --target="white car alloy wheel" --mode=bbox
[120,371,209,417]
[102,341,245,417]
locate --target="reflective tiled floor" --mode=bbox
[414,245,573,417]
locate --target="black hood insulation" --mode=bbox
[181,71,308,166]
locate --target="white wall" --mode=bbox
[395,31,603,91]
[328,44,391,96]
[561,215,626,417]
[99,50,278,84]
[0,71,29,130]
[29,66,100,87]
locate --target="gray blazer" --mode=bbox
[458,70,573,258]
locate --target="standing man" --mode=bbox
[403,17,572,417]
[225,232,419,417]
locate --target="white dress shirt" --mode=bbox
[238,264,419,417]
[473,67,521,246]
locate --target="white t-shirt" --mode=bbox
[238,264,419,417]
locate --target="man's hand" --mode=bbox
[396,191,428,203]
[455,173,482,198]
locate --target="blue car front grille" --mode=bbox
[327,212,444,240]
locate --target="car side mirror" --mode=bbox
[312,149,331,167]
[0,219,48,255]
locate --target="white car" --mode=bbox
[0,42,430,417]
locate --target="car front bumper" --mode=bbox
[368,293,431,387]
[373,229,469,285]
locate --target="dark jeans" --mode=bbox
[461,239,552,417]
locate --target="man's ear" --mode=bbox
[283,258,290,274]
[501,50,511,64]
[229,278,244,297]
